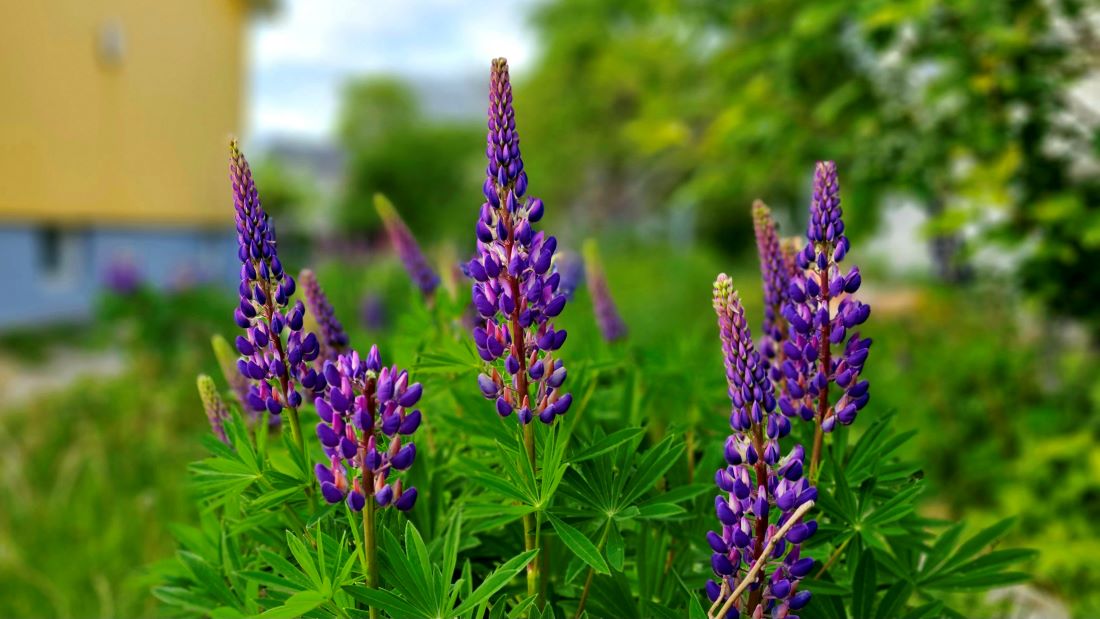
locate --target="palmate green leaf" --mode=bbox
[851,549,877,619]
[687,595,707,619]
[258,590,326,619]
[178,551,238,609]
[286,531,324,590]
[404,522,439,611]
[621,435,682,506]
[547,513,609,574]
[466,460,536,505]
[635,502,686,519]
[606,522,624,572]
[453,548,539,616]
[345,585,429,619]
[152,585,216,615]
[239,570,302,594]
[940,517,1018,572]
[639,482,711,507]
[570,427,644,463]
[876,581,913,618]
[260,549,312,590]
[863,482,922,527]
[507,594,538,619]
[377,526,438,618]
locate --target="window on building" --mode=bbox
[36,226,82,287]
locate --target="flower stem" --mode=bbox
[573,519,612,619]
[809,267,830,481]
[363,497,378,619]
[522,423,540,606]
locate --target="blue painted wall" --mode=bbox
[0,225,237,328]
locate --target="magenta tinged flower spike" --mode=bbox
[464,57,571,425]
[708,274,815,615]
[300,268,350,362]
[583,239,627,342]
[374,193,440,297]
[752,201,791,383]
[778,162,871,433]
[230,139,322,421]
[313,346,421,512]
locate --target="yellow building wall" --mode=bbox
[0,0,247,227]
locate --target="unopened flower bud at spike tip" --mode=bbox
[374,193,440,297]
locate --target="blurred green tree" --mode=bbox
[337,77,482,242]
[522,0,1100,327]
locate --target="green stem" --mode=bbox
[573,519,612,619]
[522,422,540,607]
[363,493,378,619]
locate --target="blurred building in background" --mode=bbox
[0,0,270,328]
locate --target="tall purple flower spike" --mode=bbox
[300,269,350,362]
[229,139,323,425]
[753,201,790,384]
[313,346,421,512]
[374,194,440,298]
[465,58,572,425]
[707,274,816,618]
[777,163,871,441]
[583,240,627,342]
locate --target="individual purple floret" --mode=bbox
[229,140,323,440]
[776,163,871,474]
[374,194,440,298]
[583,240,627,342]
[753,201,790,383]
[313,346,421,512]
[465,58,572,425]
[300,269,350,362]
[707,274,816,618]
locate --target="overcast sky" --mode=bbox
[247,0,538,141]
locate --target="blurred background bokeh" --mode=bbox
[1,0,1098,617]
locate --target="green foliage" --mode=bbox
[522,0,1100,326]
[4,247,1087,617]
[337,76,482,241]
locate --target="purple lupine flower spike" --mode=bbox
[229,139,322,430]
[777,163,871,451]
[583,240,627,342]
[708,274,815,616]
[464,58,571,425]
[752,201,791,382]
[313,346,422,512]
[197,374,230,444]
[300,269,350,362]
[374,193,440,298]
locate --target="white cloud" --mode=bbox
[247,0,538,140]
